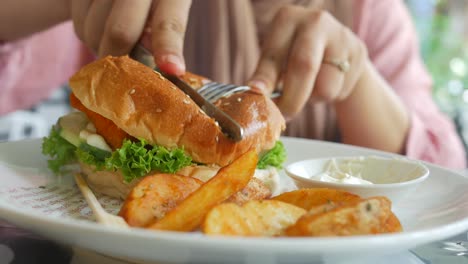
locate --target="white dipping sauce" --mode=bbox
[311,157,373,185]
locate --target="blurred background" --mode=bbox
[1,0,468,149]
[407,0,468,149]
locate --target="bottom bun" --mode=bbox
[79,163,139,199]
[79,163,280,200]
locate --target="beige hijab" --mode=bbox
[184,0,352,141]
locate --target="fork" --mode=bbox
[129,44,280,104]
[198,82,282,103]
[74,173,129,228]
[197,83,251,103]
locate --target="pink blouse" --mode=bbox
[0,0,465,169]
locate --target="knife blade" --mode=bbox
[129,45,244,141]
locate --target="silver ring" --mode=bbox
[323,58,350,73]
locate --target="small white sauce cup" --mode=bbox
[284,156,429,204]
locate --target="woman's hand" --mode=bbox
[249,5,409,154]
[70,0,191,76]
[248,6,367,120]
[0,0,70,41]
[70,0,152,57]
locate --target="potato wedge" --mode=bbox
[148,150,258,231]
[227,178,272,205]
[285,196,396,237]
[272,188,361,210]
[384,212,403,233]
[203,200,306,236]
[119,174,202,227]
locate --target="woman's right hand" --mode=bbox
[70,0,191,76]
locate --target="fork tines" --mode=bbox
[198,82,251,103]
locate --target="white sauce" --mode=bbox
[79,130,91,140]
[86,122,97,133]
[254,167,280,195]
[312,158,373,185]
[79,123,112,152]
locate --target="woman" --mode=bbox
[0,0,465,168]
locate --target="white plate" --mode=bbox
[0,137,467,264]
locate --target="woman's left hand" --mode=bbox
[248,5,367,120]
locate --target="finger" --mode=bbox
[313,44,347,102]
[339,27,367,100]
[140,0,158,48]
[151,0,192,75]
[248,6,302,94]
[83,0,113,53]
[99,0,152,57]
[315,24,360,102]
[278,22,325,119]
[70,0,92,41]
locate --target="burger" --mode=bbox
[42,56,286,199]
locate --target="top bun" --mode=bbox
[69,56,285,166]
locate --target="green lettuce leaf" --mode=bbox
[105,139,193,182]
[41,127,77,173]
[42,125,284,180]
[257,141,286,169]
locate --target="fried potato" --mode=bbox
[383,212,403,233]
[227,178,272,205]
[285,196,397,237]
[119,174,202,227]
[271,188,361,210]
[203,200,306,236]
[148,150,258,232]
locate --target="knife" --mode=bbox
[129,45,244,142]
